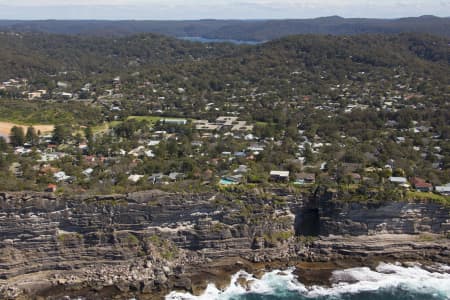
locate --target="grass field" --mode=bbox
[91,121,122,133]
[92,116,190,133]
[127,116,162,123]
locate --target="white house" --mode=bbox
[54,171,71,182]
[435,184,450,196]
[82,168,94,177]
[389,177,407,184]
[270,171,290,182]
[128,174,144,183]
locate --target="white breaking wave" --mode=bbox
[165,262,450,300]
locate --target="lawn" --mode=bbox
[127,116,162,123]
[406,191,450,206]
[92,115,191,133]
[91,121,122,133]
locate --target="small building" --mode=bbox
[219,175,242,185]
[45,184,57,193]
[435,184,450,196]
[234,165,249,174]
[168,172,185,181]
[389,176,410,188]
[194,120,221,131]
[350,173,362,183]
[28,92,43,100]
[128,146,146,157]
[216,116,238,126]
[82,168,94,177]
[162,118,187,125]
[231,121,254,132]
[54,171,71,182]
[59,92,73,99]
[149,173,166,184]
[128,174,144,183]
[148,140,161,147]
[57,81,69,89]
[410,177,433,192]
[270,171,290,182]
[233,151,246,158]
[389,177,407,184]
[145,150,155,158]
[294,172,315,185]
[244,134,255,141]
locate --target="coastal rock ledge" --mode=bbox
[0,190,449,299]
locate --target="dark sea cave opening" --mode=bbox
[295,208,320,236]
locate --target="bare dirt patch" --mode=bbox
[0,121,54,140]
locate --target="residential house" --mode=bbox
[389,176,407,184]
[389,176,410,188]
[149,173,166,184]
[128,174,144,183]
[145,150,155,158]
[216,116,238,126]
[82,168,94,177]
[9,162,22,177]
[56,92,73,99]
[28,91,44,100]
[350,173,362,183]
[148,140,161,147]
[247,144,265,153]
[128,146,147,157]
[233,151,246,158]
[435,184,450,196]
[233,165,249,174]
[244,134,255,141]
[45,184,57,193]
[219,175,243,185]
[270,171,290,182]
[410,177,433,192]
[294,172,315,185]
[231,121,254,132]
[194,120,221,131]
[57,81,69,89]
[168,172,185,181]
[54,171,71,182]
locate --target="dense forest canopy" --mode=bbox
[0,31,448,82]
[0,16,449,40]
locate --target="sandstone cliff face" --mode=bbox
[0,191,298,282]
[0,190,448,299]
[318,200,450,236]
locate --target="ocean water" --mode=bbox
[165,262,450,300]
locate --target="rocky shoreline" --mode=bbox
[0,190,449,299]
[3,233,449,300]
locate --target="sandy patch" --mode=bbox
[0,121,54,140]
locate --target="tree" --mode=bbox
[52,125,71,144]
[25,126,39,146]
[84,126,93,142]
[0,137,8,152]
[303,144,315,164]
[9,126,25,147]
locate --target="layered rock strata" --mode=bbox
[0,190,448,299]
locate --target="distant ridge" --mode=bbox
[0,16,449,40]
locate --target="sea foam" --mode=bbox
[165,262,450,300]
